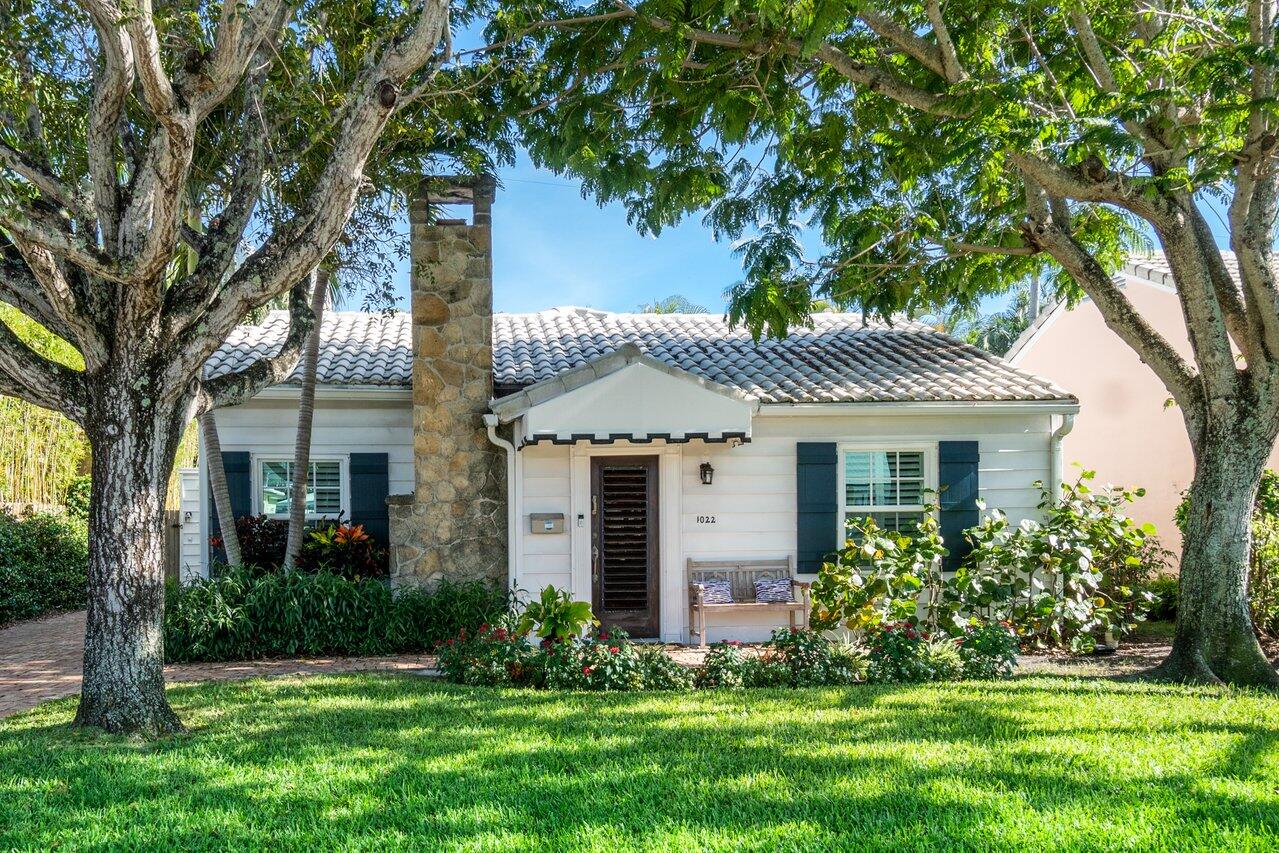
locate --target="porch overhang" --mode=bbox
[489,344,759,447]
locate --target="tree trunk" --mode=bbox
[73,363,188,736]
[1156,415,1279,688]
[200,411,242,567]
[282,269,328,569]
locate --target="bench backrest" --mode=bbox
[687,557,794,603]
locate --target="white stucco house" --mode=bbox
[181,178,1079,643]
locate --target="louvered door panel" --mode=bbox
[591,457,659,636]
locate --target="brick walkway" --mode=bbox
[0,611,436,720]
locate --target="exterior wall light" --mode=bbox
[699,462,715,485]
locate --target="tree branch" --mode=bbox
[4,235,109,368]
[924,0,965,83]
[1068,7,1118,91]
[0,249,78,342]
[0,140,91,222]
[190,0,451,356]
[856,10,946,77]
[611,3,961,117]
[1021,178,1202,413]
[0,207,125,283]
[0,311,87,422]
[1150,206,1244,396]
[1007,151,1177,223]
[77,0,135,252]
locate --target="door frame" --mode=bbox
[590,454,661,637]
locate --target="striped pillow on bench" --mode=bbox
[698,579,734,604]
[754,576,793,603]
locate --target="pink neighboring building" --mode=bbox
[1007,253,1279,553]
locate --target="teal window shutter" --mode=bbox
[796,442,838,574]
[349,453,390,546]
[938,441,980,571]
[209,451,251,563]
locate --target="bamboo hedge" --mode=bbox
[0,306,199,509]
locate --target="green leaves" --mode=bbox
[514,584,598,641]
[493,0,1265,336]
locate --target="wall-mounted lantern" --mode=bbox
[699,462,715,486]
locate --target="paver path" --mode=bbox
[1,611,435,719]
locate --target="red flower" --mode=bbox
[494,628,508,640]
[582,666,593,675]
[599,631,610,641]
[726,640,742,647]
[479,623,490,633]
[609,646,619,654]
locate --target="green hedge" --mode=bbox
[0,511,88,625]
[164,568,511,662]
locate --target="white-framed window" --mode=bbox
[256,458,347,519]
[839,444,936,537]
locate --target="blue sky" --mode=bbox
[380,152,1236,318]
[386,153,749,314]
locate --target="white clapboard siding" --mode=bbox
[212,395,415,498]
[178,468,203,581]
[195,390,1060,643]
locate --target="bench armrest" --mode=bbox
[791,580,811,590]
[688,583,706,605]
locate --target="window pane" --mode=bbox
[845,450,925,509]
[262,460,342,517]
[895,452,924,505]
[311,461,342,516]
[870,511,923,535]
[844,451,873,505]
[262,461,291,515]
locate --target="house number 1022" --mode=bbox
[696,515,717,525]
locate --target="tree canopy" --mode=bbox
[489,0,1279,687]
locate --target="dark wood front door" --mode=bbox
[591,456,660,637]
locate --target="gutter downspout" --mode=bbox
[483,413,519,594]
[1049,413,1076,502]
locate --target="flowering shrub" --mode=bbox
[695,641,752,688]
[529,630,658,690]
[956,622,1019,680]
[635,643,696,689]
[436,622,529,687]
[865,623,936,683]
[759,628,866,687]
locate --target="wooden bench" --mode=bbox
[687,557,811,647]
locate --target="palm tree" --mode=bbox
[637,295,710,314]
[282,266,336,569]
[200,411,242,567]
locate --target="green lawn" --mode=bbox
[2,676,1278,851]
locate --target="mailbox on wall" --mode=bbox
[529,512,565,534]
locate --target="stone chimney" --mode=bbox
[388,175,506,586]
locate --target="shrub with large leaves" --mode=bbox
[810,472,1162,651]
[967,472,1160,651]
[810,511,948,633]
[515,585,597,642]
